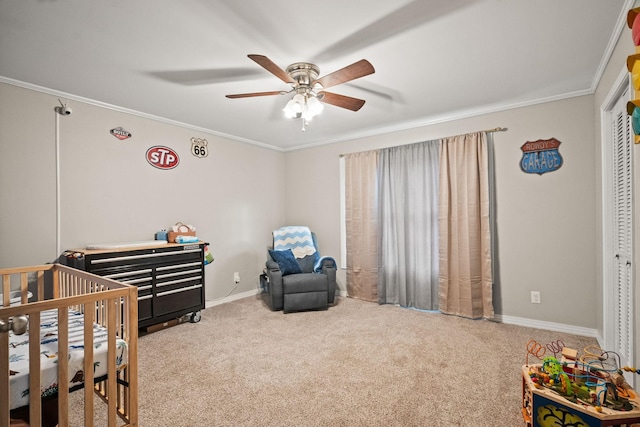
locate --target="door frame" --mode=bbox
[600,66,636,385]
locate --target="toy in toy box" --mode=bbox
[167,222,197,243]
[522,339,640,427]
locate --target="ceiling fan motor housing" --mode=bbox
[286,62,320,88]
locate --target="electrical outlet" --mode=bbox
[233,272,240,284]
[530,291,541,304]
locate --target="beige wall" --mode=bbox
[0,82,286,301]
[0,83,58,266]
[284,95,597,329]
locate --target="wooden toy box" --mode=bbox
[522,365,640,427]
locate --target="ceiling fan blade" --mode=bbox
[318,91,366,111]
[314,59,375,89]
[248,54,294,84]
[226,91,284,99]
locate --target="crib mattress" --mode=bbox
[8,308,128,410]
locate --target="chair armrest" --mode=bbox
[320,261,337,304]
[320,258,336,271]
[265,260,284,310]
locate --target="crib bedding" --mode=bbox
[8,308,128,410]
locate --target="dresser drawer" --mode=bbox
[154,284,203,317]
[138,295,153,321]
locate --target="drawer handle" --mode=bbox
[138,285,152,291]
[156,284,202,297]
[156,269,202,280]
[156,276,202,287]
[138,294,153,301]
[121,277,152,285]
[157,262,201,272]
[105,269,152,279]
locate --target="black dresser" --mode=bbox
[61,242,205,328]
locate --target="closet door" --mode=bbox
[611,89,634,379]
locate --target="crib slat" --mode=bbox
[37,271,44,303]
[20,273,28,305]
[2,274,9,307]
[1,327,9,427]
[1,275,10,427]
[128,286,139,426]
[58,307,69,427]
[115,296,123,413]
[107,298,117,427]
[52,270,60,300]
[0,275,8,427]
[28,311,41,427]
[83,307,94,427]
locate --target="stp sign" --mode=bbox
[146,146,179,170]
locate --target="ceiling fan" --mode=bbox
[226,54,375,130]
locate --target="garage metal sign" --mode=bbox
[520,138,563,175]
[110,127,132,140]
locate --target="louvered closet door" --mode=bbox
[611,90,634,375]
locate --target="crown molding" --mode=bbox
[0,75,286,152]
[283,88,594,152]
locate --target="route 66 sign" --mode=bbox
[520,138,563,175]
[191,137,208,158]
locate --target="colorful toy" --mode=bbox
[546,339,565,359]
[522,340,640,427]
[526,339,546,366]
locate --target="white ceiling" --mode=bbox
[0,0,630,150]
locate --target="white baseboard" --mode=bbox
[205,289,260,308]
[495,313,599,338]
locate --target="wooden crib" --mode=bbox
[0,264,138,427]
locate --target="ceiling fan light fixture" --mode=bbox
[283,94,305,118]
[284,92,323,123]
[306,95,323,116]
[292,93,305,112]
[283,99,298,118]
[282,93,305,118]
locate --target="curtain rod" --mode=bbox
[338,127,508,158]
[483,127,508,133]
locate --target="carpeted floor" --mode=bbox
[69,295,598,426]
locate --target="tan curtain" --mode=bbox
[438,132,494,319]
[345,151,379,301]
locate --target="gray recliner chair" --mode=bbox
[264,232,336,313]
